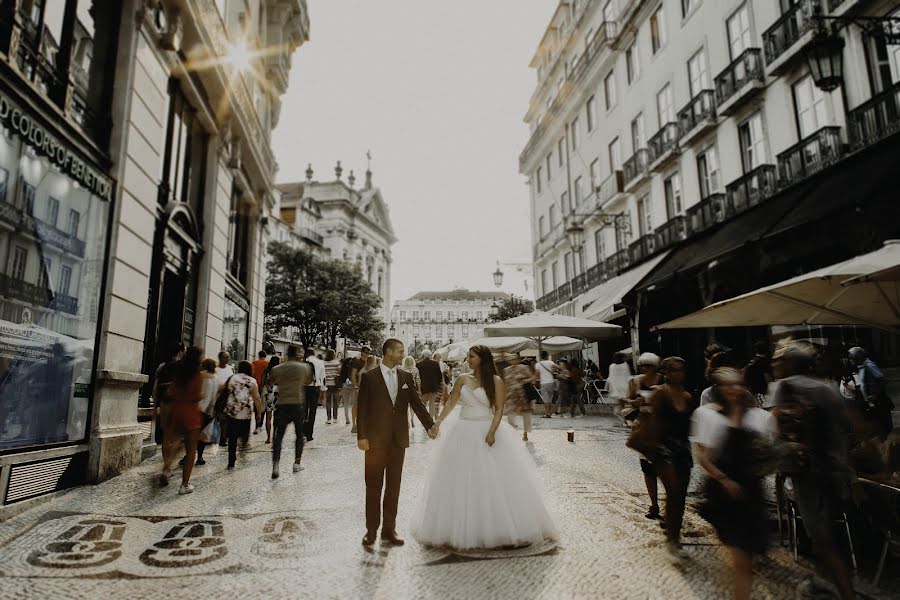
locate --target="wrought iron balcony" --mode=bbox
[628,234,658,264]
[726,165,778,213]
[605,249,630,275]
[623,149,650,190]
[848,81,900,151]
[298,227,324,246]
[570,22,618,84]
[0,272,74,314]
[655,216,688,249]
[557,281,572,302]
[762,0,823,72]
[686,193,730,234]
[715,49,765,115]
[571,272,588,297]
[777,126,844,186]
[678,90,717,145]
[0,200,87,257]
[585,262,607,288]
[647,123,681,168]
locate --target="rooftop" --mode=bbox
[407,290,511,302]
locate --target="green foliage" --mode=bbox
[488,296,535,322]
[265,241,386,349]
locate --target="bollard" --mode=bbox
[567,429,575,443]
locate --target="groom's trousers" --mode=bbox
[364,445,405,534]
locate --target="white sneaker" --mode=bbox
[292,463,304,473]
[178,483,194,495]
[326,419,332,425]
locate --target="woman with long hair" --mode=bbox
[401,355,421,428]
[339,356,355,426]
[262,355,281,443]
[410,345,557,549]
[161,346,204,494]
[323,349,341,425]
[691,368,776,600]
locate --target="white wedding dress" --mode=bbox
[410,383,558,549]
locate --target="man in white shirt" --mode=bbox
[304,349,326,441]
[215,350,235,447]
[536,351,559,418]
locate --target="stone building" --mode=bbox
[276,163,396,325]
[390,290,511,351]
[522,0,900,372]
[0,0,308,517]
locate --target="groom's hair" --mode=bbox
[383,338,403,354]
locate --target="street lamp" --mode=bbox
[492,262,504,288]
[566,218,586,275]
[389,321,395,336]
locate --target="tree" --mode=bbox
[265,242,386,350]
[488,296,535,322]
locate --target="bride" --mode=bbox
[410,345,557,549]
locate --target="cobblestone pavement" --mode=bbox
[0,412,895,599]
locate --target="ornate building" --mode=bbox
[390,290,511,350]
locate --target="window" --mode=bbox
[413,326,419,336]
[636,196,652,235]
[67,209,80,237]
[476,311,483,320]
[160,82,207,214]
[697,147,721,198]
[10,246,27,281]
[631,113,646,151]
[574,177,584,205]
[58,266,72,297]
[590,159,600,186]
[541,269,548,295]
[657,84,675,125]
[436,326,442,337]
[22,182,35,215]
[604,71,617,109]
[603,1,615,21]
[688,49,710,96]
[558,139,565,166]
[226,184,251,285]
[546,153,552,181]
[570,117,580,150]
[564,251,573,281]
[550,204,558,227]
[727,4,752,60]
[739,112,767,172]
[462,311,469,320]
[650,4,666,53]
[400,311,406,320]
[595,229,608,263]
[0,167,7,202]
[536,166,543,194]
[447,325,455,338]
[46,197,60,227]
[586,96,597,132]
[608,137,621,171]
[793,74,830,138]
[38,258,51,289]
[626,43,640,84]
[561,192,570,215]
[664,172,683,218]
[436,311,442,320]
[551,261,559,289]
[539,215,546,238]
[681,0,699,18]
[462,326,469,337]
[424,311,431,320]
[447,311,454,320]
[413,311,419,319]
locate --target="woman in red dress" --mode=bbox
[161,346,204,494]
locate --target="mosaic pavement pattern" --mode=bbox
[0,413,894,599]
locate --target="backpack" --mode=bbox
[773,380,820,474]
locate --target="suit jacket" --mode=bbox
[417,358,443,394]
[357,366,434,448]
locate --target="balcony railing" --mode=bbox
[848,81,900,151]
[605,249,630,275]
[0,200,87,257]
[678,90,716,140]
[777,126,844,186]
[647,123,681,166]
[587,21,618,58]
[726,165,778,213]
[0,272,74,314]
[558,281,572,302]
[585,262,606,288]
[762,0,822,66]
[595,170,624,207]
[628,234,658,264]
[686,193,730,234]
[655,216,688,249]
[297,227,324,246]
[571,272,588,297]
[623,149,649,188]
[715,48,765,110]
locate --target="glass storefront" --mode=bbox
[0,93,111,450]
[222,287,249,361]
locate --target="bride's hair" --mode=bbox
[469,345,498,403]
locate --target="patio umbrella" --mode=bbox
[470,336,584,354]
[483,310,621,354]
[654,240,900,332]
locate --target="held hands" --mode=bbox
[485,431,496,447]
[427,421,440,440]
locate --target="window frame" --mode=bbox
[697,146,721,198]
[626,42,641,84]
[586,95,597,132]
[663,172,684,219]
[604,71,617,110]
[650,4,667,54]
[738,112,767,173]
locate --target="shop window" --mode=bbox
[222,288,249,361]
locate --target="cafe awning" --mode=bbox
[579,251,671,321]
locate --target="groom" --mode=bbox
[357,338,436,546]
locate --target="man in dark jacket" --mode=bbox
[417,351,444,419]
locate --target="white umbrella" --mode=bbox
[654,240,900,332]
[470,336,584,354]
[483,310,621,355]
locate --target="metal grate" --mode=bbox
[5,453,87,504]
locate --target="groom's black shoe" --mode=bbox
[362,531,377,546]
[381,530,405,546]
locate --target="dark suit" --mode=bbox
[357,366,434,535]
[417,358,443,394]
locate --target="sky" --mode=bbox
[271,0,557,304]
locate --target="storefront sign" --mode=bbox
[0,91,112,201]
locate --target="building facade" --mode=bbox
[390,290,511,351]
[277,163,396,325]
[522,0,900,369]
[0,0,308,517]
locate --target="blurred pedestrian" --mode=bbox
[848,346,894,439]
[324,350,341,425]
[650,356,696,563]
[251,350,269,435]
[153,342,185,449]
[401,355,421,428]
[554,359,571,416]
[503,352,536,441]
[536,351,558,418]
[221,360,262,470]
[215,350,234,447]
[305,350,325,441]
[268,345,313,478]
[566,359,587,417]
[349,347,372,433]
[606,352,632,400]
[626,352,663,520]
[161,346,204,494]
[339,357,355,426]
[417,351,444,421]
[743,341,773,407]
[262,356,280,444]
[692,368,776,600]
[700,351,739,406]
[195,357,218,465]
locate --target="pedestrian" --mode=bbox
[606,352,632,400]
[848,346,894,438]
[649,356,696,563]
[195,357,218,465]
[251,350,269,435]
[554,359,572,416]
[152,343,185,448]
[503,352,536,441]
[691,367,776,600]
[743,341,773,407]
[436,352,450,406]
[267,345,313,478]
[262,355,280,444]
[700,351,739,406]
[323,349,341,425]
[350,346,372,433]
[417,351,444,421]
[536,351,558,418]
[215,351,234,447]
[221,360,262,470]
[160,346,204,494]
[401,355,421,428]
[567,359,587,417]
[339,357,355,426]
[771,344,857,600]
[305,349,325,440]
[626,352,663,520]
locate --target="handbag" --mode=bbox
[201,418,221,444]
[214,375,234,416]
[625,411,659,458]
